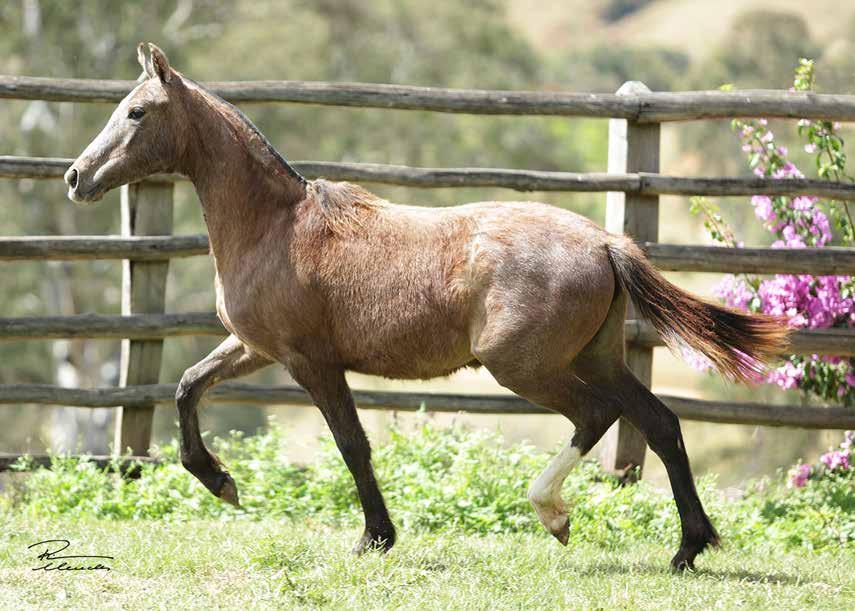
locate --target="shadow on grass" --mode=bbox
[574,561,803,586]
[694,568,803,586]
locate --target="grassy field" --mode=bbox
[1,425,852,608]
[1,516,853,610]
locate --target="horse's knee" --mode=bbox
[176,369,205,412]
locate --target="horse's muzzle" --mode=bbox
[64,165,103,203]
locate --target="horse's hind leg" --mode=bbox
[475,286,627,545]
[525,387,621,544]
[617,373,720,571]
[518,362,719,570]
[176,334,272,505]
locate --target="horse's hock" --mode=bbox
[1,74,854,477]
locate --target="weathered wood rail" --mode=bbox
[5,155,855,200]
[2,76,855,122]
[0,73,853,478]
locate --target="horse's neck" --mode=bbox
[181,92,306,276]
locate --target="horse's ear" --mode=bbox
[137,42,154,80]
[147,43,173,84]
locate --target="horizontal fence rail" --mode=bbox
[0,382,852,429]
[2,76,855,122]
[2,235,854,276]
[644,244,855,275]
[5,155,855,200]
[1,312,853,356]
[0,313,222,339]
[0,235,209,261]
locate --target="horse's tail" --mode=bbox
[606,235,789,382]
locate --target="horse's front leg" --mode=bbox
[176,334,272,505]
[288,358,396,554]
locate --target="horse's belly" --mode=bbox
[338,320,475,380]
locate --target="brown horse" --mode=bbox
[65,43,788,571]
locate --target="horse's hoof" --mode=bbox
[217,473,241,508]
[352,529,395,555]
[533,505,569,546]
[670,551,695,573]
[671,525,719,572]
[551,517,570,546]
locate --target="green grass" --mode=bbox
[1,423,853,608]
[0,516,852,609]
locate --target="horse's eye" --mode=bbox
[128,107,145,120]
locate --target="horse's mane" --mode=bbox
[182,76,307,186]
[182,75,382,230]
[310,179,384,235]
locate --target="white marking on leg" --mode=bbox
[528,443,581,539]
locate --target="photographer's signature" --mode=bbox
[27,539,113,572]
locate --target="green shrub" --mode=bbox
[2,419,852,552]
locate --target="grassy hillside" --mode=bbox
[509,0,854,57]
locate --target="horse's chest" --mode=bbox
[214,274,281,357]
[213,269,311,359]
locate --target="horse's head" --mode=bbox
[65,43,189,203]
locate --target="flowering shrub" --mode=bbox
[788,430,853,488]
[691,59,854,405]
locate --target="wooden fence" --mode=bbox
[1,75,854,478]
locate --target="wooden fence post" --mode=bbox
[599,81,660,482]
[114,180,174,455]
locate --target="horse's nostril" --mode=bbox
[67,168,78,189]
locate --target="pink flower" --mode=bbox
[780,225,807,248]
[751,195,776,225]
[819,449,850,471]
[714,275,755,311]
[767,360,804,390]
[792,196,816,211]
[773,162,804,179]
[728,115,853,403]
[811,210,832,246]
[788,463,811,488]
